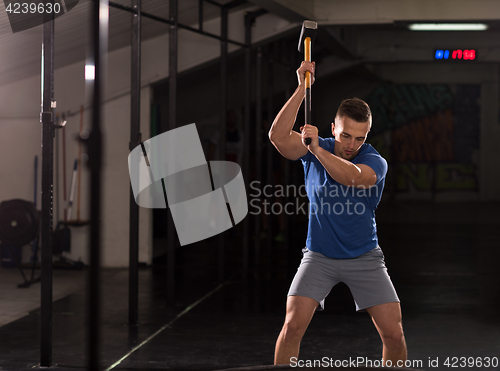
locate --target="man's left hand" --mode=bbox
[300,124,319,153]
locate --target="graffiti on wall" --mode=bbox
[368,84,454,135]
[365,84,480,194]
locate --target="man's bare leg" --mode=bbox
[366,302,407,367]
[274,295,318,365]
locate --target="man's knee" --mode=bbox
[380,326,405,346]
[279,295,318,344]
[281,319,307,343]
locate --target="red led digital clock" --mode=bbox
[435,49,476,60]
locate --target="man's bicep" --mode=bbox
[270,131,308,161]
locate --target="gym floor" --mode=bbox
[0,201,499,371]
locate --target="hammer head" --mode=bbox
[298,20,318,52]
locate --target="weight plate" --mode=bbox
[0,199,39,246]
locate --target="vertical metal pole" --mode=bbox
[242,13,252,280]
[129,0,141,327]
[198,0,203,31]
[254,46,262,273]
[40,6,55,367]
[218,5,228,282]
[88,0,107,369]
[55,120,59,225]
[167,0,178,305]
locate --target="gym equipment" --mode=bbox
[0,199,41,287]
[62,112,68,222]
[51,112,81,269]
[55,110,85,269]
[66,106,90,226]
[298,20,317,146]
[67,159,78,221]
[53,113,66,225]
[0,199,39,247]
[53,222,71,256]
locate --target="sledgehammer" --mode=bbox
[298,20,317,145]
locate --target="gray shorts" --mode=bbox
[288,246,400,311]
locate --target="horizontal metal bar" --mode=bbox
[203,0,222,7]
[181,22,245,47]
[224,0,246,9]
[109,1,246,47]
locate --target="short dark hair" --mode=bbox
[336,98,372,126]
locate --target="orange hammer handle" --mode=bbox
[303,37,312,145]
[304,37,311,89]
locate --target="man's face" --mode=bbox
[331,116,370,160]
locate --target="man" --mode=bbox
[269,61,407,367]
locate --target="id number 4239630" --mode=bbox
[444,357,498,368]
[5,2,62,14]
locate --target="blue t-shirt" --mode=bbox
[300,137,387,259]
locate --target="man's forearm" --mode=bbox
[313,147,362,186]
[268,85,305,141]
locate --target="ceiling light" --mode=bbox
[409,23,488,31]
[85,65,95,80]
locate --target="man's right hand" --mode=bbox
[296,61,315,87]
